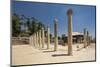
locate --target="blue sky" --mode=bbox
[12,1,96,38]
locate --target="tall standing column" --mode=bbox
[34,33,36,47]
[36,32,37,47]
[29,36,32,45]
[39,30,42,48]
[36,32,38,47]
[31,36,33,45]
[54,18,58,51]
[89,35,92,45]
[67,9,73,55]
[47,27,50,49]
[32,34,34,46]
[31,35,34,46]
[87,31,90,46]
[42,27,45,48]
[84,28,87,48]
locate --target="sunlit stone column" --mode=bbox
[34,33,36,47]
[29,36,32,45]
[31,34,34,46]
[36,32,38,47]
[84,28,87,48]
[89,35,92,45]
[31,35,34,46]
[87,31,90,46]
[47,27,50,49]
[54,18,58,51]
[38,31,40,47]
[88,36,91,46]
[30,36,33,45]
[67,9,73,55]
[39,30,42,47]
[42,27,45,48]
[31,36,32,45]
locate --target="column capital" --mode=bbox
[67,8,73,16]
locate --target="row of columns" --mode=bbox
[29,9,73,55]
[29,9,91,56]
[29,18,58,51]
[29,28,45,48]
[84,28,91,48]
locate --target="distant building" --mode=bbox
[63,32,84,44]
[72,32,84,43]
[50,32,84,45]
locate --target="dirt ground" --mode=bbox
[12,43,96,66]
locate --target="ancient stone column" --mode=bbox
[32,35,34,46]
[31,35,33,45]
[34,33,36,47]
[67,9,73,55]
[36,32,38,47]
[87,31,90,46]
[89,36,91,45]
[89,35,92,45]
[37,32,39,47]
[42,27,45,48]
[47,27,50,49]
[84,28,87,48]
[39,30,42,48]
[36,32,37,47]
[54,18,58,51]
[29,36,32,45]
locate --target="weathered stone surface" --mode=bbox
[84,28,87,48]
[54,18,58,51]
[67,9,73,55]
[42,28,45,48]
[47,27,50,49]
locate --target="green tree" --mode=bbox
[12,13,20,37]
[31,18,38,34]
[12,14,46,36]
[37,22,43,31]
